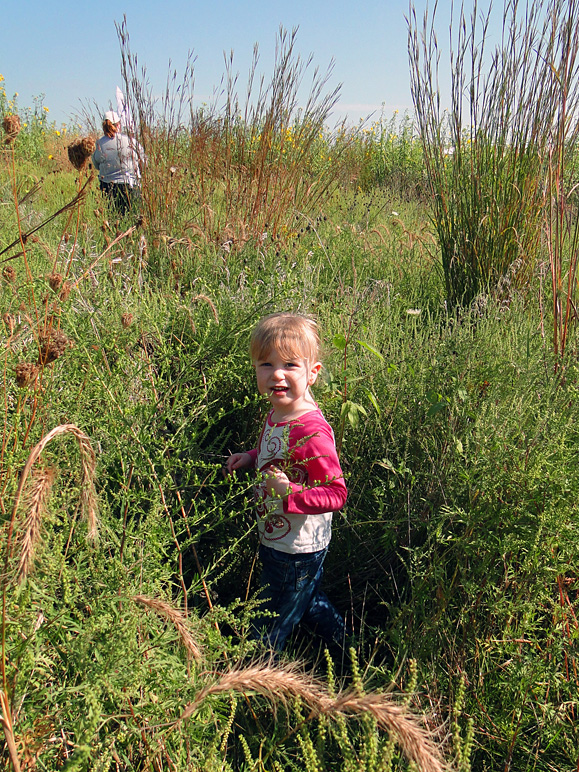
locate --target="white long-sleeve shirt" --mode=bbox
[92,133,144,186]
[247,408,347,554]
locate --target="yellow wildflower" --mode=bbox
[43,106,49,112]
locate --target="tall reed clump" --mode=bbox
[116,21,346,255]
[116,15,196,241]
[541,0,579,363]
[408,0,579,311]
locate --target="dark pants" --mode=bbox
[99,181,139,216]
[253,544,345,652]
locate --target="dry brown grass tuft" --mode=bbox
[180,661,449,772]
[3,313,16,334]
[47,272,63,291]
[134,595,202,662]
[17,467,56,582]
[58,281,72,301]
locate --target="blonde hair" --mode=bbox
[250,312,320,364]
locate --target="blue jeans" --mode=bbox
[99,181,139,216]
[253,544,345,652]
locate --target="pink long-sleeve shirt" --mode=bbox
[247,408,347,554]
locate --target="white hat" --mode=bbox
[104,110,120,124]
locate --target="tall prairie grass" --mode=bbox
[117,21,349,256]
[409,0,579,322]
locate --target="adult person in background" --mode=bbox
[92,110,145,216]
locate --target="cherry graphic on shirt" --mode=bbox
[263,514,291,540]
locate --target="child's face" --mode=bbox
[254,347,322,420]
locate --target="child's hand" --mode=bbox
[264,466,290,498]
[225,452,253,476]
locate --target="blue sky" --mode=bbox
[1,0,483,129]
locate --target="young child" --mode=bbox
[226,312,347,652]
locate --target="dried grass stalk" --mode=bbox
[0,689,21,772]
[180,662,449,772]
[134,595,202,662]
[181,661,327,721]
[10,424,98,555]
[326,691,447,772]
[0,175,94,261]
[191,294,219,324]
[17,468,56,582]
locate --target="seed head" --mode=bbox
[38,329,73,365]
[47,273,63,291]
[67,136,95,170]
[59,281,72,301]
[3,313,15,333]
[2,265,16,283]
[15,362,40,388]
[3,114,21,144]
[81,135,96,155]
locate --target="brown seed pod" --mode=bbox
[15,362,40,388]
[121,312,134,328]
[38,329,73,364]
[81,135,96,155]
[47,273,63,291]
[3,313,15,333]
[67,136,95,171]
[59,281,72,301]
[2,265,16,283]
[3,114,21,144]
